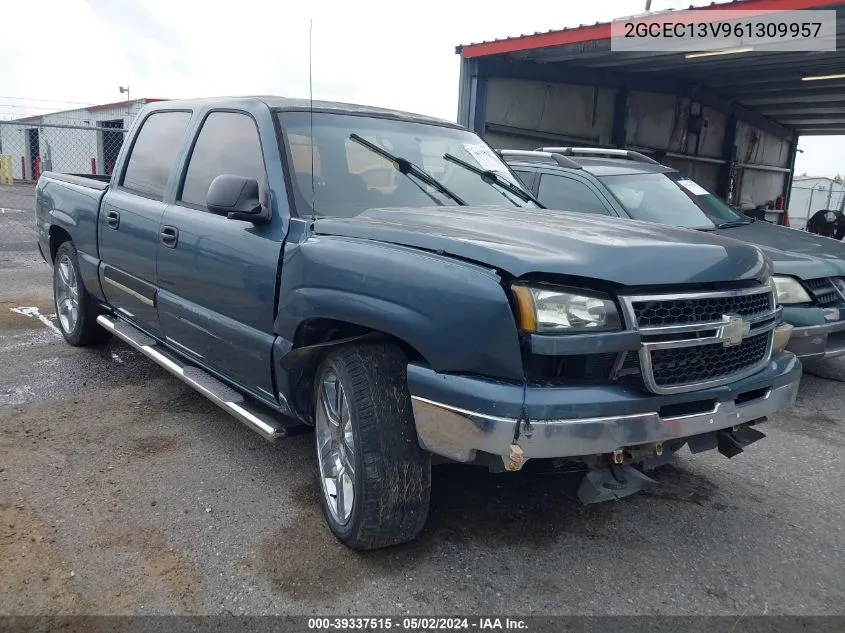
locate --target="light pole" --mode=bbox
[119,85,130,113]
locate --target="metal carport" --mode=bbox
[456,0,845,222]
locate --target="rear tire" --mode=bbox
[52,241,111,346]
[313,342,431,550]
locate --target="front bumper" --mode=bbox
[408,352,801,463]
[787,319,845,360]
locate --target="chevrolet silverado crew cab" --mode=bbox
[36,97,800,550]
[503,147,845,362]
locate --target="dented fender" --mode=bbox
[274,234,524,381]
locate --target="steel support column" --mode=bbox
[782,130,800,210]
[611,87,628,148]
[718,116,738,203]
[457,58,487,136]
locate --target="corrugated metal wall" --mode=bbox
[468,72,793,214]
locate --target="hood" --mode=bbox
[716,221,845,280]
[313,206,769,287]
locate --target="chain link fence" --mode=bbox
[0,120,127,183]
[788,181,845,230]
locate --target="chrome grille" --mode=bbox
[804,277,843,308]
[649,331,771,389]
[620,286,777,395]
[631,291,773,327]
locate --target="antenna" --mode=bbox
[309,19,316,217]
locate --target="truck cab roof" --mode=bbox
[141,96,462,129]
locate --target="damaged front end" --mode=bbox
[575,419,767,504]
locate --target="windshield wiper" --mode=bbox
[715,217,755,229]
[443,153,543,207]
[348,134,466,206]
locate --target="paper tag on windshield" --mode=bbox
[677,179,709,196]
[462,143,508,173]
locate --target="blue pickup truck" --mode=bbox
[36,97,800,549]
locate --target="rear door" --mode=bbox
[98,110,192,335]
[156,110,283,401]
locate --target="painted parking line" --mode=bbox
[7,306,129,366]
[10,306,62,337]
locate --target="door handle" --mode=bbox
[105,210,120,229]
[160,225,179,248]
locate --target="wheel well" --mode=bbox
[48,226,72,262]
[288,318,426,423]
[294,318,424,362]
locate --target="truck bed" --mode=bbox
[41,172,110,190]
[35,171,111,269]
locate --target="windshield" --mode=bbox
[598,171,745,229]
[277,111,536,217]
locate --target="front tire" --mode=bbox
[314,342,431,550]
[53,241,111,346]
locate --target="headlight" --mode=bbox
[772,275,811,305]
[511,284,621,333]
[773,323,794,352]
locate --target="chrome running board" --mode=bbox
[97,315,286,441]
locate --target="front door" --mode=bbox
[156,111,284,402]
[98,110,192,335]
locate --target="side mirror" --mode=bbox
[206,174,271,224]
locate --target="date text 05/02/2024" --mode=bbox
[307,617,529,630]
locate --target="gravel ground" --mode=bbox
[1,183,844,616]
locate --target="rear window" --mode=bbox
[121,111,192,200]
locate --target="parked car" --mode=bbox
[503,147,845,361]
[36,98,800,549]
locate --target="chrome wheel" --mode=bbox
[55,253,79,334]
[315,369,355,525]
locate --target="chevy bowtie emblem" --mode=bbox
[719,314,750,347]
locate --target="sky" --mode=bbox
[0,0,841,176]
